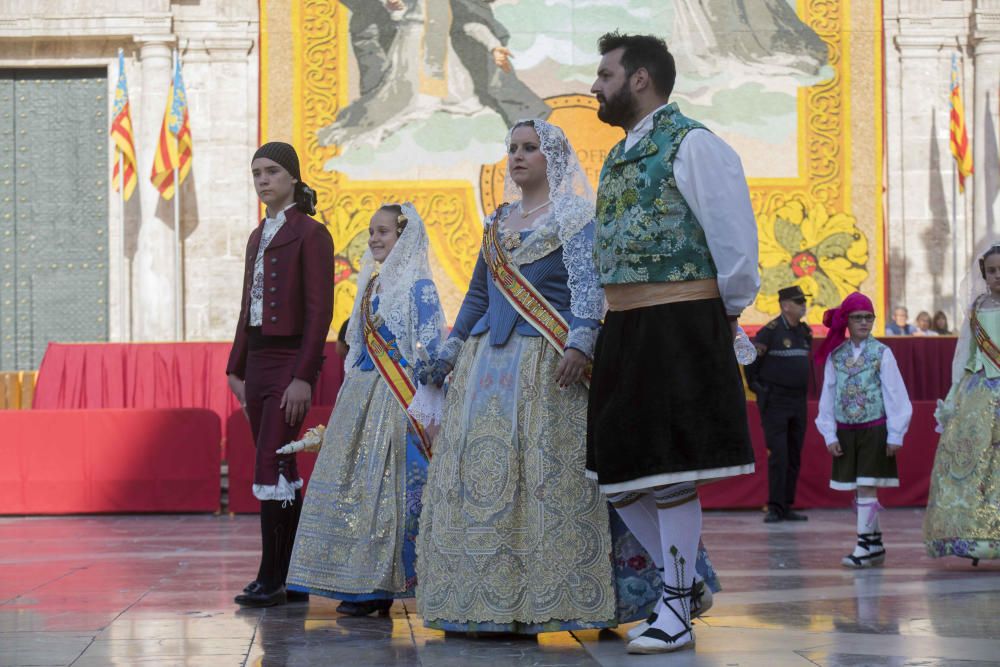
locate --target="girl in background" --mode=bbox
[925,243,1000,564]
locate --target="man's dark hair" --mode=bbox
[598,32,676,99]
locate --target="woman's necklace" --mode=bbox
[518,198,552,218]
[502,199,551,250]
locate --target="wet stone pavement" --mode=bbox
[2,509,999,666]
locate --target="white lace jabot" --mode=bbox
[249,204,294,327]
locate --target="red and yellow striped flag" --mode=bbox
[950,54,973,193]
[110,49,137,201]
[150,55,193,200]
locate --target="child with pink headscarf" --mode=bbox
[815,292,913,568]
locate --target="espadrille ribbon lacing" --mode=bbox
[626,582,695,654]
[841,531,885,569]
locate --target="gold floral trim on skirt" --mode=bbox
[417,334,617,627]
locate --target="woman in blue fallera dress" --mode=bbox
[415,119,719,634]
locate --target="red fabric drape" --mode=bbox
[34,338,952,415]
[32,342,344,457]
[0,409,221,514]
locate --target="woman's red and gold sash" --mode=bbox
[482,210,591,386]
[361,277,432,460]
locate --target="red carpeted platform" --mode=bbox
[0,408,221,514]
[32,341,345,459]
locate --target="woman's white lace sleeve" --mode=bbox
[562,220,606,320]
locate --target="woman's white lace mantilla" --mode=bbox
[501,119,606,322]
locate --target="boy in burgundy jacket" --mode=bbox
[228,142,334,607]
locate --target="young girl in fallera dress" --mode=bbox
[285,203,446,614]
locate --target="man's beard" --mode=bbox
[596,81,636,128]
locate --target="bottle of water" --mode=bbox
[733,326,757,365]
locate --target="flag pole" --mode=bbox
[953,149,959,329]
[174,163,183,341]
[119,150,128,342]
[173,49,184,341]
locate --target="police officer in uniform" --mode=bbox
[747,286,812,523]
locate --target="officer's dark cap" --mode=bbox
[777,286,809,301]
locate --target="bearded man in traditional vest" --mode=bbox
[586,32,760,655]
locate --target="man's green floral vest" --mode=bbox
[594,103,717,285]
[831,336,887,425]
